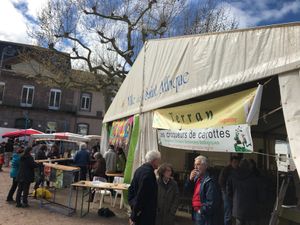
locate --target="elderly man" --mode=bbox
[128,150,161,225]
[189,155,221,225]
[74,143,90,181]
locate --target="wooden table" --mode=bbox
[38,163,80,216]
[35,158,73,164]
[71,181,129,217]
[105,172,124,177]
[43,162,79,172]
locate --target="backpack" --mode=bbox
[97,208,115,218]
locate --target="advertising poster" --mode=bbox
[109,117,134,147]
[153,87,262,129]
[157,124,253,153]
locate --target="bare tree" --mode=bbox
[27,0,238,110]
[181,0,238,35]
[28,0,185,108]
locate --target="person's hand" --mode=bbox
[129,218,135,225]
[190,169,198,181]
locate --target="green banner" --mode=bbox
[123,115,140,204]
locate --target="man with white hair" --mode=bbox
[128,150,161,225]
[189,155,221,225]
[74,143,90,181]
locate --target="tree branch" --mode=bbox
[83,9,130,24]
[97,31,133,66]
[55,33,94,71]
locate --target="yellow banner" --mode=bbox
[153,88,257,129]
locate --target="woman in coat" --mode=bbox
[92,152,106,178]
[88,152,106,202]
[16,147,38,208]
[6,145,24,202]
[156,163,179,225]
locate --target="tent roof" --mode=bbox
[104,23,300,123]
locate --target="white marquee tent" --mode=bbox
[102,23,300,176]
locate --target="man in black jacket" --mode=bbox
[219,156,240,225]
[227,159,260,225]
[34,145,48,191]
[128,150,161,225]
[16,147,38,208]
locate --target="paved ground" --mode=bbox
[0,168,193,225]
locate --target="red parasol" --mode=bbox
[2,128,43,138]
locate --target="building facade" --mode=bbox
[0,41,105,135]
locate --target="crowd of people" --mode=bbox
[4,141,65,207]
[1,138,263,225]
[128,151,263,225]
[2,139,128,208]
[0,138,21,171]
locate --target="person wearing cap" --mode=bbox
[6,145,24,202]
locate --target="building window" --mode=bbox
[15,118,33,129]
[0,82,4,104]
[80,93,91,111]
[21,85,34,107]
[77,123,89,135]
[49,89,61,110]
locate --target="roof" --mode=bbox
[104,23,300,123]
[0,40,69,56]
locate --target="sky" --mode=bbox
[1,0,300,45]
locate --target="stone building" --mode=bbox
[0,40,105,135]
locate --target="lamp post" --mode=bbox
[23,111,29,145]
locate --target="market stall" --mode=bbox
[30,133,91,216]
[31,132,91,158]
[31,132,90,143]
[101,23,300,223]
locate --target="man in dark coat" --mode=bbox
[189,155,222,225]
[74,143,90,181]
[227,159,260,225]
[34,145,48,191]
[128,150,161,225]
[219,156,240,225]
[16,147,38,208]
